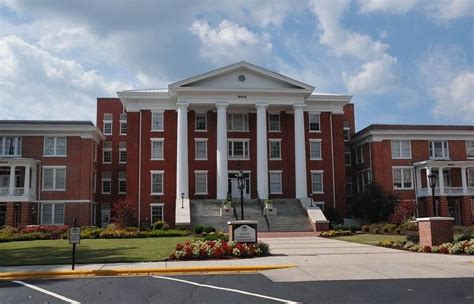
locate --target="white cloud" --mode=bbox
[190,19,272,65]
[358,0,421,14]
[309,0,398,94]
[0,35,131,121]
[425,0,474,22]
[431,72,474,121]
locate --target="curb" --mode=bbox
[0,264,295,280]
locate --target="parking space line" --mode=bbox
[13,280,81,304]
[153,276,299,303]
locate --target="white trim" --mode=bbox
[150,204,164,222]
[309,139,322,160]
[268,139,282,160]
[268,113,281,132]
[151,111,165,132]
[40,202,65,225]
[308,113,321,133]
[42,136,67,157]
[269,170,283,194]
[391,140,412,159]
[310,170,324,194]
[194,112,208,132]
[392,166,414,190]
[227,138,251,160]
[41,166,66,191]
[194,170,208,195]
[150,170,164,195]
[194,138,208,160]
[150,138,165,160]
[37,199,92,203]
[429,140,450,160]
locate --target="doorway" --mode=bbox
[101,209,111,228]
[448,199,462,226]
[228,172,251,199]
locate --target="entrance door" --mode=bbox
[448,200,462,226]
[228,173,251,199]
[101,210,111,228]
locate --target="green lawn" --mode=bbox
[334,233,464,246]
[0,237,191,266]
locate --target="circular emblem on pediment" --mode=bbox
[238,74,246,82]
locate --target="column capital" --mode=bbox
[176,102,189,108]
[293,104,306,109]
[215,102,229,108]
[255,103,269,109]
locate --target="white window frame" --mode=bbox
[466,141,474,159]
[227,113,249,131]
[195,112,207,131]
[468,168,474,187]
[0,136,22,156]
[119,143,127,164]
[150,138,164,160]
[119,114,127,135]
[308,113,321,132]
[228,139,250,160]
[391,140,412,159]
[311,170,324,194]
[151,111,164,131]
[309,139,322,160]
[102,172,112,194]
[194,170,208,195]
[118,172,127,194]
[268,113,280,132]
[40,203,65,225]
[392,167,414,190]
[268,139,282,160]
[269,170,283,194]
[150,203,164,223]
[102,142,112,164]
[43,136,67,157]
[42,166,66,191]
[150,170,164,195]
[429,140,449,159]
[103,113,113,135]
[355,146,364,164]
[195,139,208,160]
[345,152,352,166]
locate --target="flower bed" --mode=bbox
[378,239,474,255]
[320,230,353,238]
[169,240,270,260]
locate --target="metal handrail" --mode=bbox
[257,191,270,231]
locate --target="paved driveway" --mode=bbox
[259,236,474,282]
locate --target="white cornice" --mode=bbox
[0,124,104,143]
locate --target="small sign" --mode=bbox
[233,224,257,243]
[69,227,81,244]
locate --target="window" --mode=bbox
[228,140,250,159]
[43,137,67,156]
[151,171,164,195]
[311,171,324,193]
[42,166,66,191]
[346,176,353,195]
[227,113,249,131]
[269,171,282,194]
[93,172,97,194]
[391,140,411,159]
[195,171,208,194]
[118,171,126,194]
[151,204,164,223]
[0,137,22,156]
[429,141,449,159]
[343,121,351,141]
[355,146,364,164]
[102,172,111,194]
[392,168,413,189]
[308,114,320,132]
[119,142,127,164]
[269,140,281,160]
[195,139,207,160]
[268,114,280,131]
[103,113,112,135]
[151,139,164,160]
[102,142,112,164]
[345,152,352,166]
[195,112,207,131]
[119,113,127,135]
[466,141,474,159]
[468,169,474,187]
[41,203,64,225]
[310,140,322,160]
[151,112,164,131]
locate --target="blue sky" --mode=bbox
[0,0,472,130]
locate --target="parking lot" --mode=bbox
[1,274,474,304]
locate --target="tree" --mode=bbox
[389,199,417,224]
[349,183,396,223]
[112,198,137,227]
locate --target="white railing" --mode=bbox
[445,187,464,195]
[0,187,9,196]
[14,187,25,196]
[418,187,474,197]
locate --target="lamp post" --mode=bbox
[181,192,184,209]
[428,173,438,217]
[237,167,245,220]
[308,193,314,208]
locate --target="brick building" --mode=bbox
[351,125,474,226]
[0,121,103,227]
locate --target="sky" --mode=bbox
[0,0,473,130]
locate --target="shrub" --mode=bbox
[361,225,370,233]
[320,230,353,238]
[400,220,418,232]
[323,206,343,225]
[383,224,398,233]
[80,226,103,239]
[422,245,432,253]
[152,221,170,231]
[406,234,419,243]
[448,242,464,254]
[203,232,229,242]
[203,226,216,234]
[334,225,350,231]
[169,240,270,260]
[465,244,474,255]
[112,199,137,227]
[456,235,472,242]
[194,225,204,234]
[379,240,393,247]
[348,183,396,223]
[389,200,417,225]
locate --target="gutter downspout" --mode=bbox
[138,101,142,228]
[330,112,336,209]
[37,161,41,224]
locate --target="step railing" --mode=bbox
[256,191,270,231]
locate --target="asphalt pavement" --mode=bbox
[1,274,474,304]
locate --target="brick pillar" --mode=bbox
[439,196,449,217]
[5,202,15,227]
[20,202,32,227]
[425,197,435,217]
[418,217,454,247]
[461,196,473,226]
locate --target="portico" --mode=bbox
[0,158,38,202]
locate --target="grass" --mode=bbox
[334,233,464,246]
[0,237,191,266]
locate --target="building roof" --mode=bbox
[358,124,474,133]
[0,120,95,126]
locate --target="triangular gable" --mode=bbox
[169,61,315,91]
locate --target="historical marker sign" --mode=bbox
[233,224,257,243]
[69,227,81,244]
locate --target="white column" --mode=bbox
[461,167,468,194]
[9,165,15,195]
[24,165,30,196]
[31,165,37,196]
[176,103,189,199]
[256,104,269,199]
[216,103,229,200]
[294,104,308,199]
[438,167,445,194]
[416,168,422,191]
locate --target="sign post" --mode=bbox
[68,218,81,270]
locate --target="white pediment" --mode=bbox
[169,61,314,93]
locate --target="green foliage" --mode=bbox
[202,226,216,234]
[80,226,103,239]
[202,232,229,242]
[152,221,170,231]
[399,220,418,231]
[349,183,396,223]
[361,225,370,233]
[112,198,137,228]
[320,230,353,238]
[383,224,398,233]
[323,206,343,225]
[193,225,204,234]
[455,234,472,242]
[406,234,419,243]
